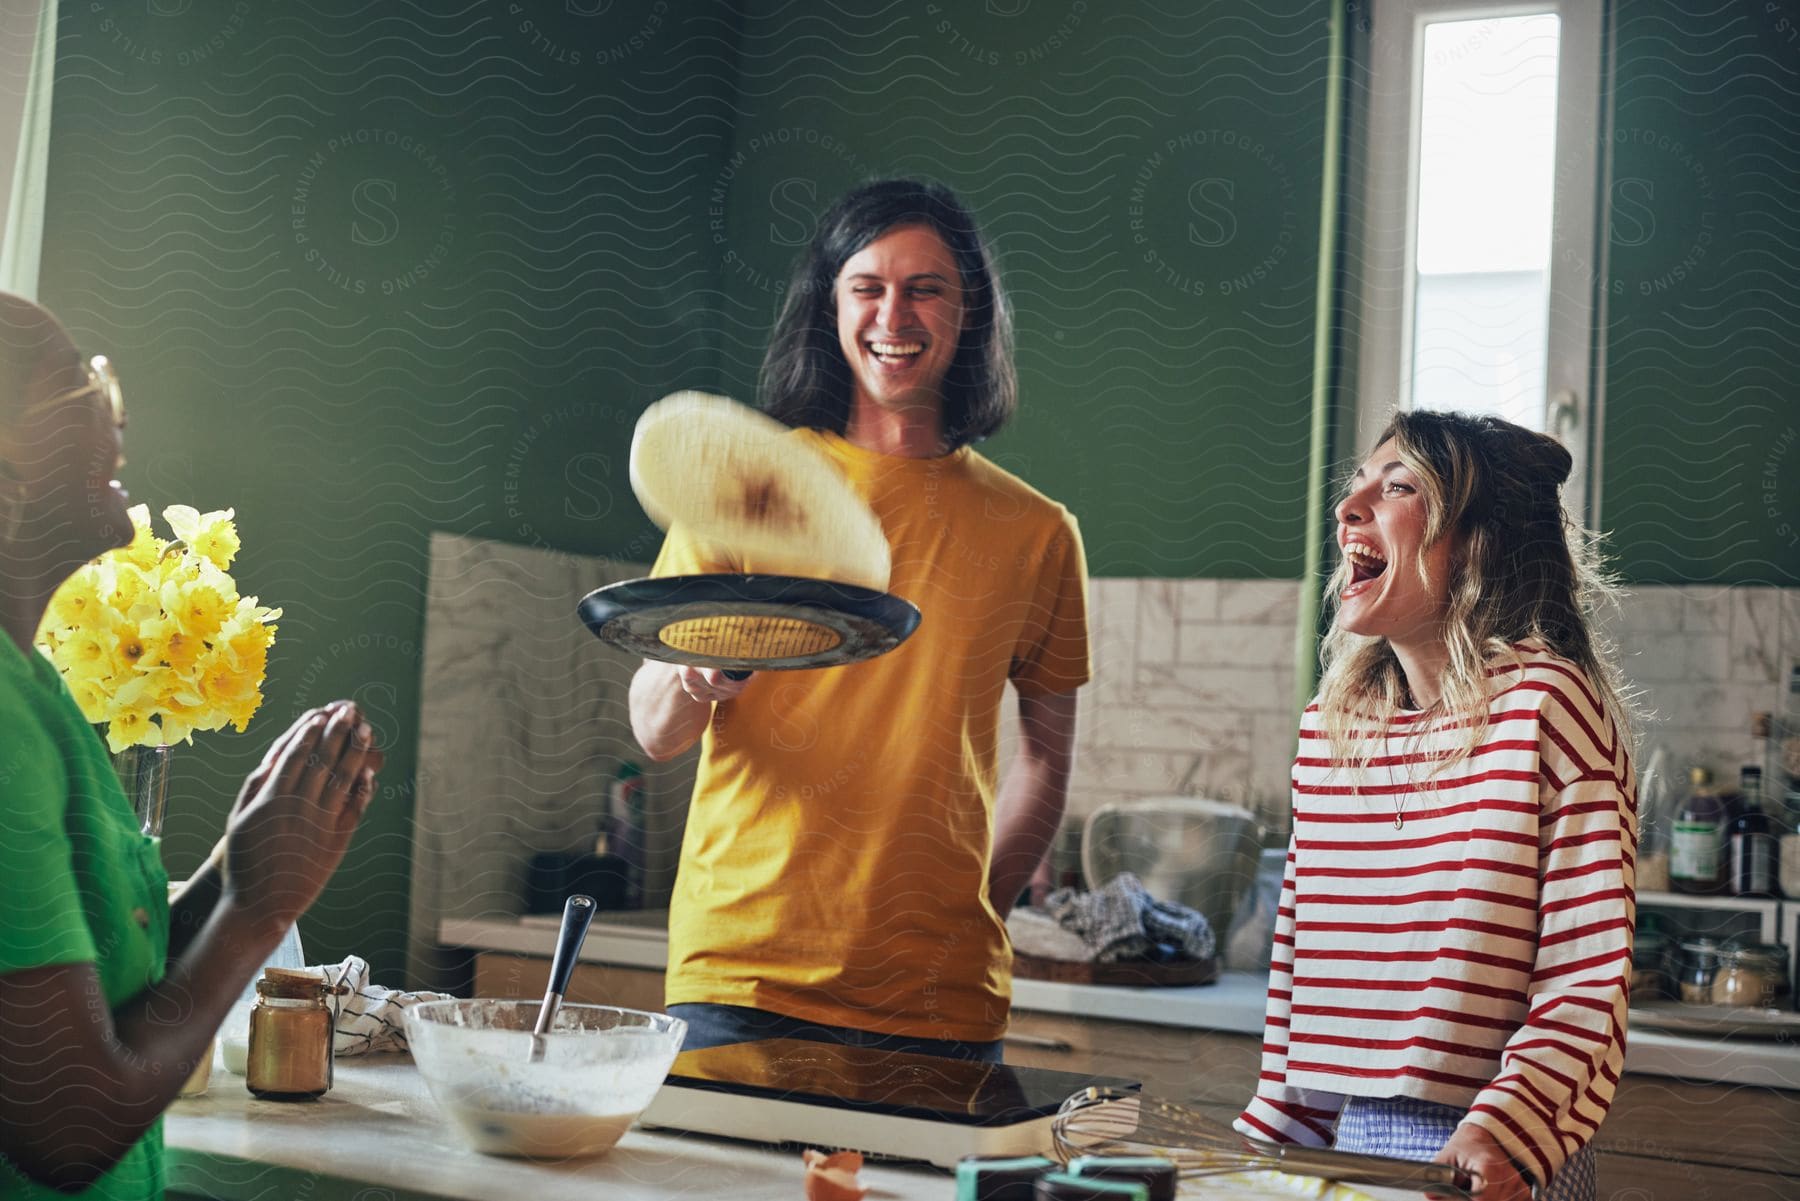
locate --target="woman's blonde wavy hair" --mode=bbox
[1316,409,1633,772]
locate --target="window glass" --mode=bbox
[1411,14,1561,428]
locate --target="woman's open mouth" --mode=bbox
[1341,539,1387,598]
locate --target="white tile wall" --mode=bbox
[1014,581,1800,849]
[1606,584,1800,784]
[1003,578,1305,838]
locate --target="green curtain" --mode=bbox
[0,0,57,299]
[1292,0,1351,714]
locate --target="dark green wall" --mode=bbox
[1601,0,1800,585]
[37,0,1335,980]
[712,0,1332,579]
[36,0,1794,980]
[38,0,744,977]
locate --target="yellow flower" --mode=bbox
[114,629,153,672]
[34,501,276,751]
[104,708,159,754]
[163,629,204,674]
[163,577,232,640]
[52,628,114,682]
[107,563,157,615]
[116,506,165,572]
[66,676,109,719]
[47,567,105,631]
[193,523,240,571]
[164,505,240,570]
[198,654,259,718]
[225,692,263,732]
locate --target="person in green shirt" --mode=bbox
[0,291,384,1199]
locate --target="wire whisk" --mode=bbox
[1052,1087,1474,1200]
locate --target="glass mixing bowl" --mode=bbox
[406,999,686,1160]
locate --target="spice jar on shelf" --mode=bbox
[1677,938,1723,1004]
[1711,943,1791,1010]
[1630,930,1673,1001]
[246,967,346,1100]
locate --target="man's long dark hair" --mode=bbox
[757,179,1016,450]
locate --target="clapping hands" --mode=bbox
[219,700,382,933]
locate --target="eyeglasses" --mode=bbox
[19,352,125,430]
[77,354,124,430]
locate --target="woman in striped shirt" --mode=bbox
[1237,410,1636,1201]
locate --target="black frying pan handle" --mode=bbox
[723,669,753,681]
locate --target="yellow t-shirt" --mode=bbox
[654,429,1089,1042]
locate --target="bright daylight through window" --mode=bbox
[1410,14,1561,430]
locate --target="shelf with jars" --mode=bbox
[1631,891,1797,1039]
[1630,689,1800,1026]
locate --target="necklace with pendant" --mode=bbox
[1388,724,1408,829]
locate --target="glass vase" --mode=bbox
[114,743,173,839]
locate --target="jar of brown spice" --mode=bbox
[246,967,346,1100]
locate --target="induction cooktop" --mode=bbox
[638,1038,1142,1168]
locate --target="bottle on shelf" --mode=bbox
[1728,764,1778,898]
[1773,667,1800,898]
[608,760,646,908]
[1633,744,1673,893]
[1670,767,1727,895]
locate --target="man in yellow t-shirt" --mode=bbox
[629,180,1089,1060]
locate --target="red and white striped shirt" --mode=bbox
[1235,641,1637,1188]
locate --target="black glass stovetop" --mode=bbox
[663,1037,1142,1128]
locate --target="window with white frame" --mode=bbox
[1353,0,1606,518]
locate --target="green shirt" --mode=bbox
[0,635,168,1200]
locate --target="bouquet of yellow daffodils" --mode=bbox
[35,505,280,753]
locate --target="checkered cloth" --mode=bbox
[1336,1094,1594,1201]
[1040,871,1216,963]
[315,955,452,1056]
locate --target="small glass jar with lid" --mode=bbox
[246,967,345,1100]
[1630,931,1672,1000]
[1677,938,1722,1004]
[1711,943,1792,1009]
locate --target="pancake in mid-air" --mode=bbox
[629,391,891,592]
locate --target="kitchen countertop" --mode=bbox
[166,1055,949,1201]
[169,1055,1453,1201]
[441,916,1800,1092]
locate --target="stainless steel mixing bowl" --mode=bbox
[1081,797,1264,939]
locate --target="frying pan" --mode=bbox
[577,573,921,674]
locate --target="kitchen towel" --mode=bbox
[1040,872,1216,963]
[316,955,453,1056]
[1005,905,1098,961]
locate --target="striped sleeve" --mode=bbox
[1235,831,1345,1147]
[1460,663,1636,1188]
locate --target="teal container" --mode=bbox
[955,1154,1057,1201]
[1031,1171,1150,1201]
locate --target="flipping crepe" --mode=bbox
[628,391,891,592]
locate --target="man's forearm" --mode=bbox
[987,754,1070,916]
[629,660,713,761]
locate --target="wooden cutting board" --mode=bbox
[1011,951,1219,987]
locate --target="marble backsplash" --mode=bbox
[1008,581,1800,844]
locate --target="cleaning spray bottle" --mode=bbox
[608,761,646,908]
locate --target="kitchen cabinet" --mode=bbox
[473,951,666,1013]
[1005,1007,1261,1126]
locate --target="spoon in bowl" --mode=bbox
[527,894,597,1064]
